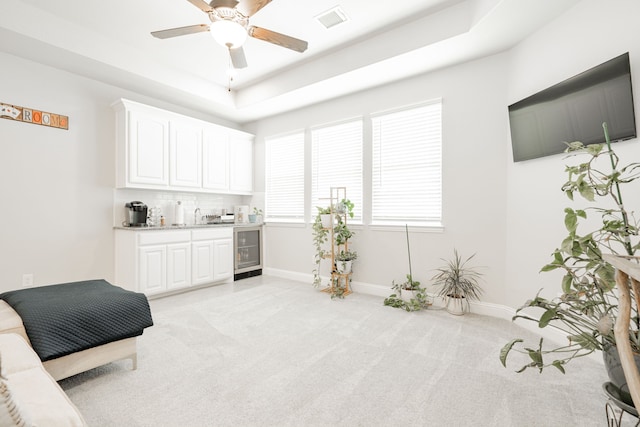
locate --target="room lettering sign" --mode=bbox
[0,101,69,130]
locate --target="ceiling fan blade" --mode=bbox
[186,0,213,13]
[248,26,308,53]
[237,0,272,17]
[151,24,210,39]
[210,0,239,8]
[229,46,248,69]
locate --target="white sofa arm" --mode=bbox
[0,333,86,427]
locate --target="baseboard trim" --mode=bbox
[263,268,603,364]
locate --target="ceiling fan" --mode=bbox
[151,0,308,69]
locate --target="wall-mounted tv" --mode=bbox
[508,52,637,162]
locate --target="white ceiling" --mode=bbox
[0,0,581,123]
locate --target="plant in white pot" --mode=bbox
[432,250,483,315]
[384,225,431,311]
[335,250,357,274]
[316,206,333,228]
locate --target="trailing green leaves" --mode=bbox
[501,129,640,374]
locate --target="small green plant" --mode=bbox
[252,207,263,216]
[312,207,331,287]
[384,274,430,311]
[336,250,357,261]
[317,206,332,215]
[384,225,431,311]
[334,219,354,246]
[335,199,355,218]
[329,275,350,299]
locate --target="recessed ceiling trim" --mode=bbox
[315,6,349,30]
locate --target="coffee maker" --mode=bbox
[124,201,148,227]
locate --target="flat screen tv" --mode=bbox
[508,52,637,162]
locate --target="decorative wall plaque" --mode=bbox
[1,101,69,130]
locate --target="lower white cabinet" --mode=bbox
[191,228,233,285]
[167,242,191,290]
[138,245,166,295]
[213,237,233,282]
[116,227,233,296]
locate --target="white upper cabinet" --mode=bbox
[229,134,253,194]
[170,119,202,189]
[125,108,169,187]
[114,99,253,194]
[202,126,229,191]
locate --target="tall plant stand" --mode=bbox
[602,254,640,427]
[320,187,352,297]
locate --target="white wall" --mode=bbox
[504,0,640,308]
[249,0,640,310]
[0,53,247,292]
[247,53,510,304]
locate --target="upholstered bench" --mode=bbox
[0,333,87,426]
[0,279,153,381]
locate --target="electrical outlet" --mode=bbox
[22,274,33,287]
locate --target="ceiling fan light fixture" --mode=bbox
[210,19,247,48]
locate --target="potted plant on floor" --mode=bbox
[384,225,431,311]
[500,123,640,406]
[432,250,484,315]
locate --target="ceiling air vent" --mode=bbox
[315,6,349,30]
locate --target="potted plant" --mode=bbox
[335,250,357,274]
[334,218,354,246]
[249,207,263,223]
[317,206,333,228]
[334,198,354,218]
[500,123,640,404]
[384,225,431,311]
[384,274,430,312]
[432,250,483,315]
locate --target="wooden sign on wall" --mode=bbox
[0,101,69,130]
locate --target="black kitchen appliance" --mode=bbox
[125,201,148,227]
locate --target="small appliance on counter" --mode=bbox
[173,201,185,226]
[234,205,249,224]
[124,201,148,227]
[220,213,235,224]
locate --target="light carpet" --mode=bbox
[61,276,621,426]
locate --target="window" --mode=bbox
[265,132,305,222]
[371,100,442,225]
[311,119,363,222]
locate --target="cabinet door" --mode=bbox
[229,135,253,194]
[213,238,233,282]
[202,128,229,191]
[191,240,214,285]
[128,110,169,186]
[170,120,202,188]
[139,245,166,295]
[167,242,191,290]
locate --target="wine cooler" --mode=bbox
[234,225,263,280]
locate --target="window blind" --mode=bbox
[265,132,305,222]
[311,119,363,222]
[372,101,442,225]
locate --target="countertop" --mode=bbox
[114,223,263,231]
